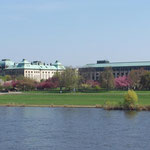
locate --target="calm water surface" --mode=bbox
[0,107,150,150]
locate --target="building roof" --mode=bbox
[0,59,15,68]
[81,61,150,68]
[4,59,65,70]
[53,60,65,70]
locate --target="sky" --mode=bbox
[0,0,150,66]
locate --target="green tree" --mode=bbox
[15,77,37,91]
[55,67,79,91]
[5,75,12,81]
[128,69,147,89]
[0,75,11,81]
[79,68,95,83]
[140,72,150,90]
[99,67,115,90]
[54,72,65,91]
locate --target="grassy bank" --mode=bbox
[0,91,150,108]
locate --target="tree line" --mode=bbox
[99,67,150,90]
[0,67,150,92]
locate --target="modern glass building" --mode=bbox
[79,60,150,81]
[0,59,65,81]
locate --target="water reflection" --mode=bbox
[124,111,138,119]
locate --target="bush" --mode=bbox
[93,85,101,91]
[12,78,37,91]
[81,83,91,89]
[37,77,59,90]
[124,90,138,107]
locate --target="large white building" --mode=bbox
[0,59,65,82]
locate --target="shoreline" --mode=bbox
[0,104,103,108]
[0,104,150,111]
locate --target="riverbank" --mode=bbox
[0,103,150,111]
[0,91,150,110]
[0,104,102,108]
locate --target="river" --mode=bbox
[0,107,150,150]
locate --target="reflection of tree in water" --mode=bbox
[124,111,138,119]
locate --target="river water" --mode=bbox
[0,107,149,150]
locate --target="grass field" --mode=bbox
[0,91,150,106]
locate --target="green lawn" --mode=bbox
[0,91,150,106]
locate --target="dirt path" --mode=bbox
[0,92,22,95]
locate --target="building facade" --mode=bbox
[79,60,150,81]
[0,59,65,82]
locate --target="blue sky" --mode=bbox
[0,0,150,66]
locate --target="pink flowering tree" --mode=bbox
[3,81,13,91]
[37,77,59,90]
[115,76,131,89]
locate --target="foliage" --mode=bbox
[115,76,131,89]
[93,85,101,91]
[37,77,59,90]
[0,79,4,85]
[79,68,94,83]
[81,83,91,89]
[99,67,115,90]
[140,72,150,90]
[54,72,65,90]
[54,67,79,91]
[3,81,13,91]
[86,80,100,87]
[0,85,3,91]
[81,80,100,90]
[12,78,37,91]
[0,75,12,81]
[128,69,147,89]
[124,90,138,107]
[5,75,12,81]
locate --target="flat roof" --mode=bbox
[81,61,150,68]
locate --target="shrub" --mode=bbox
[37,77,59,90]
[93,85,101,91]
[124,90,138,107]
[81,80,100,90]
[81,83,91,89]
[3,82,13,91]
[12,78,37,91]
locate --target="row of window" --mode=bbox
[25,71,40,73]
[25,71,56,74]
[82,66,150,72]
[91,71,129,80]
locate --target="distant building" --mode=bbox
[79,60,150,81]
[0,59,65,81]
